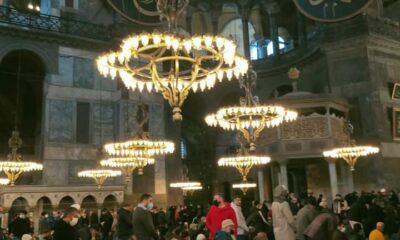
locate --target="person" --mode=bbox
[332,222,348,240]
[246,201,271,236]
[295,197,317,240]
[303,210,338,240]
[214,219,235,240]
[196,233,206,240]
[21,234,33,240]
[89,210,99,228]
[369,222,385,240]
[333,194,349,216]
[132,193,159,240]
[99,208,113,240]
[156,208,168,239]
[254,232,268,240]
[230,196,249,240]
[206,194,237,240]
[9,210,31,239]
[53,207,79,240]
[38,212,51,240]
[89,225,102,240]
[49,210,61,230]
[271,185,295,240]
[116,202,133,240]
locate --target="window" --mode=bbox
[181,140,187,159]
[65,0,74,8]
[266,37,286,56]
[76,102,90,144]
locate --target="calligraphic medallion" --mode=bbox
[107,0,161,26]
[293,0,372,22]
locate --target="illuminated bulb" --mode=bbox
[28,3,33,9]
[141,34,150,46]
[146,82,153,92]
[183,40,192,52]
[138,82,144,92]
[192,82,198,92]
[192,36,202,49]
[204,35,213,48]
[153,33,162,44]
[171,39,180,51]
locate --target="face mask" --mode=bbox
[44,214,49,218]
[19,214,26,219]
[339,227,346,233]
[147,203,154,210]
[70,217,79,226]
[212,200,219,206]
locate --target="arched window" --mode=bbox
[221,19,256,57]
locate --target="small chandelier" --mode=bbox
[218,154,270,181]
[0,131,43,186]
[96,0,248,121]
[205,69,297,151]
[78,169,122,189]
[232,182,257,194]
[101,157,155,176]
[170,181,202,195]
[323,121,379,171]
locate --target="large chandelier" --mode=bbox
[205,69,297,151]
[323,122,379,171]
[0,131,43,186]
[78,169,122,189]
[218,154,270,181]
[96,0,248,121]
[232,182,257,194]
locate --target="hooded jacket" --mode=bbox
[206,203,237,240]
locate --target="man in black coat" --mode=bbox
[100,208,114,240]
[53,207,79,240]
[9,210,31,239]
[132,193,159,240]
[117,202,134,240]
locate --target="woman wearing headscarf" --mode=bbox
[271,185,296,240]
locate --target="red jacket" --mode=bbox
[206,202,237,240]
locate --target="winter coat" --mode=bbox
[230,202,249,235]
[206,203,237,240]
[246,210,270,235]
[271,200,295,240]
[132,206,159,240]
[116,208,133,238]
[303,213,338,240]
[295,205,317,240]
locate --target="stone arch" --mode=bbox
[102,194,119,210]
[220,18,257,57]
[9,197,29,222]
[0,49,46,164]
[81,195,98,211]
[36,196,53,214]
[58,195,75,210]
[0,43,56,74]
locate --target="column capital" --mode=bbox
[325,157,337,164]
[277,158,288,166]
[237,0,257,20]
[262,1,280,15]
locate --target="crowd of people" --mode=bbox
[2,187,400,240]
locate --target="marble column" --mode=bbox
[1,211,8,229]
[327,159,339,201]
[348,170,355,193]
[265,2,280,58]
[124,174,133,196]
[279,160,289,188]
[238,0,253,60]
[257,170,265,202]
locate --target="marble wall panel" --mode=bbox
[48,99,74,143]
[51,55,73,86]
[120,101,137,138]
[73,57,94,88]
[150,104,164,138]
[68,160,96,184]
[42,160,68,185]
[93,103,116,144]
